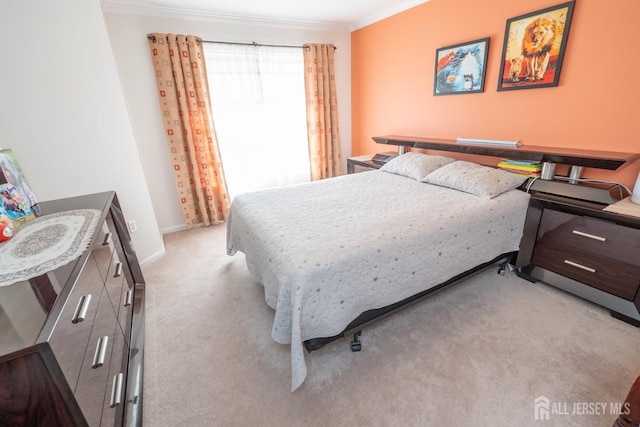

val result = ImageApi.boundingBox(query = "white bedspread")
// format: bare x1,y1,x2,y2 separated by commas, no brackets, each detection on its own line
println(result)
227,170,530,390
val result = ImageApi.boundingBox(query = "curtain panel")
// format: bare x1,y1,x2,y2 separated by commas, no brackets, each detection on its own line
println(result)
303,44,342,180
147,33,230,228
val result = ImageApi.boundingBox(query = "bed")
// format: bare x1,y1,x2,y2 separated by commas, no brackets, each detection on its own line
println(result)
227,153,531,390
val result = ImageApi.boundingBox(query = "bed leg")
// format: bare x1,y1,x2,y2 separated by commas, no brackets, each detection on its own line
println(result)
350,331,362,352
498,262,514,275
498,264,515,275
498,255,517,275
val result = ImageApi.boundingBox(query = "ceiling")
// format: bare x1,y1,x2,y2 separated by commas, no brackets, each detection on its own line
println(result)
102,0,429,30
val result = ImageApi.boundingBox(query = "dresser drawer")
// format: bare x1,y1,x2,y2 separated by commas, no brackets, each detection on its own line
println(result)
115,261,134,346
93,219,119,282
102,325,128,427
532,243,640,300
533,209,640,300
74,286,119,427
536,210,640,266
94,225,126,311
49,253,104,390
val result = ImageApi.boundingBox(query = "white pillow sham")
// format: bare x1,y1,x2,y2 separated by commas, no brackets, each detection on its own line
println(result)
379,152,455,181
421,160,527,198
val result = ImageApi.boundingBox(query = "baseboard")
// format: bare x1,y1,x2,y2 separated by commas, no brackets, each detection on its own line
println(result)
161,224,188,234
139,247,166,267
145,222,222,267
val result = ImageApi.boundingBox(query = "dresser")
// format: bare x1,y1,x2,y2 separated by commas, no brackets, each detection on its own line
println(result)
0,192,145,426
516,192,640,326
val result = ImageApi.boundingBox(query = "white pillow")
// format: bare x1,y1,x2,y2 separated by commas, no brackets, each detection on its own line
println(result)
380,152,455,181
421,160,527,198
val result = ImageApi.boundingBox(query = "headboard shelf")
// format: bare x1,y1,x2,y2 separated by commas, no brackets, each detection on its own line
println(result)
373,135,640,170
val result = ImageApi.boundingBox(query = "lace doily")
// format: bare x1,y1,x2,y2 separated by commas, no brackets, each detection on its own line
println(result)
0,209,102,287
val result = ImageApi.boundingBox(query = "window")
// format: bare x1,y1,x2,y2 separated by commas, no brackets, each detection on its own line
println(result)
203,43,310,199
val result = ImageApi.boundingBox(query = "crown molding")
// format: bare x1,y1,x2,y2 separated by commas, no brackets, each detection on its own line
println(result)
351,0,430,31
102,1,350,32
102,0,428,33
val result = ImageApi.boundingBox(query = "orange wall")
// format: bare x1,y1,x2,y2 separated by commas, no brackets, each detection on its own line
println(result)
352,0,640,189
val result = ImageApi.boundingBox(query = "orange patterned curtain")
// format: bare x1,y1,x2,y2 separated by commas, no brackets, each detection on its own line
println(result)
303,44,342,180
147,33,230,228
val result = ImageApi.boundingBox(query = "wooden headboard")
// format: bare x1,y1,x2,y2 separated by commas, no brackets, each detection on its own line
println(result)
373,135,639,170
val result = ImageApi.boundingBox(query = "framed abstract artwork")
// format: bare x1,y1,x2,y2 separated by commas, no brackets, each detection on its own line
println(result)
433,37,490,96
497,1,575,91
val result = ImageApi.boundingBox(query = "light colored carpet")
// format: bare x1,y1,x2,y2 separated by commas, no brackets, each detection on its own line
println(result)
141,224,640,427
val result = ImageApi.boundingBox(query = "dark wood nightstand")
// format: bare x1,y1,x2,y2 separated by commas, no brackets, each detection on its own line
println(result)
347,152,396,174
516,191,640,326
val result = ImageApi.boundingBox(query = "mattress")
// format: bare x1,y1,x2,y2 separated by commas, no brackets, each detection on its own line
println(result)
227,169,530,390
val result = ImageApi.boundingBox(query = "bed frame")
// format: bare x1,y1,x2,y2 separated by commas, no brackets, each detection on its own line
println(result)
304,251,517,353
302,136,639,354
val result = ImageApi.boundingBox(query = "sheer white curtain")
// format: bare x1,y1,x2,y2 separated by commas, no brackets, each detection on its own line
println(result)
203,43,310,199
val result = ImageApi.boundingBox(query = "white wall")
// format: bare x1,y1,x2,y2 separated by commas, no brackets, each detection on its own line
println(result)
0,1,164,265
102,10,352,233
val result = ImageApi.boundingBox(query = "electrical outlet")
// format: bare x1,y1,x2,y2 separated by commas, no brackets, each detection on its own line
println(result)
128,220,138,233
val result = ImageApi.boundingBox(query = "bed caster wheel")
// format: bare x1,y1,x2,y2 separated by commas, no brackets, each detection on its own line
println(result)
498,262,514,275
350,331,362,352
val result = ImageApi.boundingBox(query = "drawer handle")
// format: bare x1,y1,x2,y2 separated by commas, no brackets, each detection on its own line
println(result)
110,373,124,408
102,232,112,246
564,259,596,274
124,289,133,307
92,336,109,368
572,230,606,242
114,262,123,278
71,294,92,324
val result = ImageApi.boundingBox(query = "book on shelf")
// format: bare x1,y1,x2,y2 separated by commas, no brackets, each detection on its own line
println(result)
498,168,541,177
499,158,541,166
498,163,542,172
497,159,542,171
498,158,542,177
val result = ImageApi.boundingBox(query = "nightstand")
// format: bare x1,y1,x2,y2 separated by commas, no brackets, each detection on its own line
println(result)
347,152,396,174
516,192,640,326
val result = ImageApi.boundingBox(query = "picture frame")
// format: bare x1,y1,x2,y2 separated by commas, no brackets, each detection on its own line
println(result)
0,149,36,207
433,37,490,96
497,1,575,91
0,149,36,228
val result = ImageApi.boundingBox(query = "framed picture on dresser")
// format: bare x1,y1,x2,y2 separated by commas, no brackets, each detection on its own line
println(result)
0,149,36,227
0,149,36,206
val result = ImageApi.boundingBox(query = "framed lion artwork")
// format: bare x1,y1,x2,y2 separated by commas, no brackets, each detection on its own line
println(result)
497,1,575,91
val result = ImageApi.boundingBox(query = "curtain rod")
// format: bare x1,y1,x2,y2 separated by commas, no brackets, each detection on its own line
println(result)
203,40,304,49
204,40,336,50
146,34,336,50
